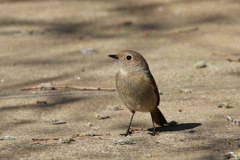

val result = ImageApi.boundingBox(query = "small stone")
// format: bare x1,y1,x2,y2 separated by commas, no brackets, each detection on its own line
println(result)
113,140,133,145
74,75,81,80
59,137,75,143
87,122,93,127
106,105,121,111
218,102,231,108
39,82,55,90
81,48,98,54
0,136,16,140
233,119,240,126
81,131,94,136
39,82,53,86
158,89,163,95
144,154,152,157
49,119,67,125
176,88,192,93
226,116,234,121
94,114,111,120
223,152,234,159
194,61,207,68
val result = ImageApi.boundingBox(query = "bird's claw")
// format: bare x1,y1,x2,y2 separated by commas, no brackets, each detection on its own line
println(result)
119,130,133,136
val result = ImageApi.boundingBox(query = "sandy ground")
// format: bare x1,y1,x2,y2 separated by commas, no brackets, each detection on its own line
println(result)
0,0,240,159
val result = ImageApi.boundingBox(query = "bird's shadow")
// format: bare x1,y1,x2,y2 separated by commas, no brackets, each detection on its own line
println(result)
148,122,202,132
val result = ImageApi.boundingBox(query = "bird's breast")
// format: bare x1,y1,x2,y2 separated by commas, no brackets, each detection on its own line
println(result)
116,71,157,112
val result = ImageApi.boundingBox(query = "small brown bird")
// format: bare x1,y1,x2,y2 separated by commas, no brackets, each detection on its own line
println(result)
109,50,167,136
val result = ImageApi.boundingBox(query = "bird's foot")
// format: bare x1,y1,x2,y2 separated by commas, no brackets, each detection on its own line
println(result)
119,130,133,136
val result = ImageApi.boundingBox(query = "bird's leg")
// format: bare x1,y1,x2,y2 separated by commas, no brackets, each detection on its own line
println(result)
148,113,158,136
120,112,135,136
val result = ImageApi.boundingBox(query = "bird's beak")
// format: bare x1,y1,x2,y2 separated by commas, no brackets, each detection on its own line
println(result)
108,54,119,60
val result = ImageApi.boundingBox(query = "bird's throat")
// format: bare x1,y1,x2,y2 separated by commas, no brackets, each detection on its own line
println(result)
119,68,128,76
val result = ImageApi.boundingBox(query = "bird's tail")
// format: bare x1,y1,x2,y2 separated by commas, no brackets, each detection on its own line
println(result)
151,107,167,126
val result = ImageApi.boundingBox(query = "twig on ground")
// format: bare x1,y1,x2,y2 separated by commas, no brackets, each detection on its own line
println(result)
32,134,80,141
21,86,116,91
212,52,240,56
93,133,110,136
130,127,143,131
32,133,110,141
72,135,111,140
176,27,199,34
227,58,240,62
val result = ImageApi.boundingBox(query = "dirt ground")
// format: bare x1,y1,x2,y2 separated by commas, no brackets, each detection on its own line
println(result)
0,0,240,159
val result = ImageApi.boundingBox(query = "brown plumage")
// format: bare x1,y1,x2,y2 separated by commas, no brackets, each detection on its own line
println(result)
108,50,167,136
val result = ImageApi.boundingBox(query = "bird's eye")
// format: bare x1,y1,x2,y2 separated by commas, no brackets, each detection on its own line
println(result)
126,55,132,60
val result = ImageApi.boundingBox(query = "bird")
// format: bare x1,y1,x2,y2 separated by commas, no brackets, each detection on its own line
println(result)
108,50,167,136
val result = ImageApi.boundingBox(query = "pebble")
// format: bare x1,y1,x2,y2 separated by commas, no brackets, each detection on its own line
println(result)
59,137,75,143
106,105,121,111
113,140,133,145
218,102,230,108
49,119,67,125
233,119,240,126
226,115,234,121
87,122,93,127
194,61,207,68
81,48,98,54
81,131,94,136
0,136,16,140
176,88,192,93
95,114,111,120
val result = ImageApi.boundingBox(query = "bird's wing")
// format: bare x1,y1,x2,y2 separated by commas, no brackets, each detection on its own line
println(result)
144,71,160,106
